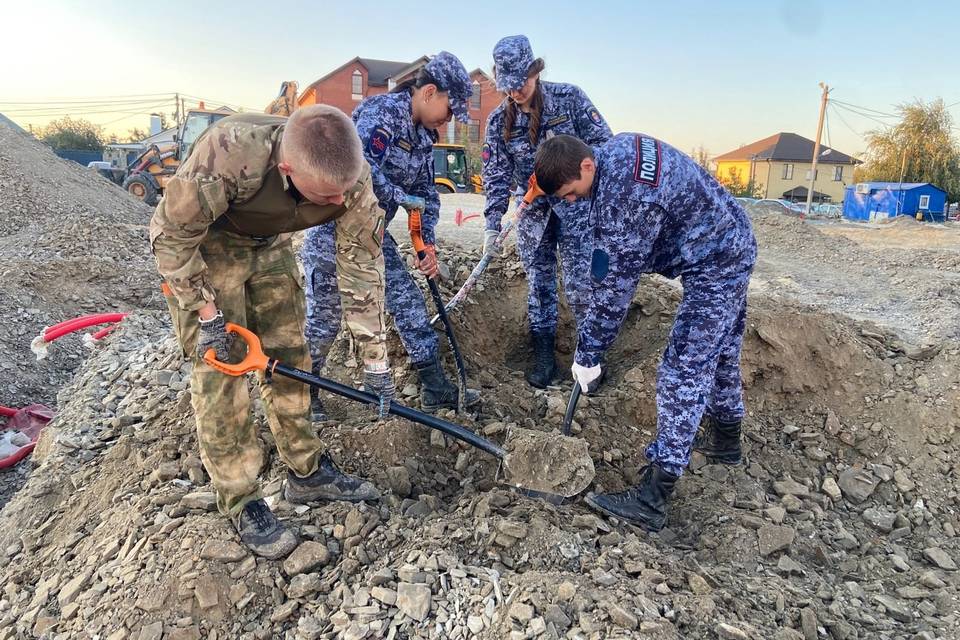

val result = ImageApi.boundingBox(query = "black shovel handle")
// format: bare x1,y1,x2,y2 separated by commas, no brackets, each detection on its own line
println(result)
273,362,502,458
203,323,504,459
561,384,581,436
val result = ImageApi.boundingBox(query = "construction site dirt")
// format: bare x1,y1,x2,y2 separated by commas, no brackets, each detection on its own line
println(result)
1,124,959,639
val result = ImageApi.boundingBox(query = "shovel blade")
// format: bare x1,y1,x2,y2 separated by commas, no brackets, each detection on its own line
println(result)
501,427,595,498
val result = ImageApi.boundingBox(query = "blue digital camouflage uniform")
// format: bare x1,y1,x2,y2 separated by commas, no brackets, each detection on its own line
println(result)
484,36,612,331
303,52,471,365
575,133,757,477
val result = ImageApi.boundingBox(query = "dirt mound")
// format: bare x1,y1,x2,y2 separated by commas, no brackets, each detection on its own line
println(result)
747,210,960,343
0,125,162,411
1,242,957,640
879,215,922,227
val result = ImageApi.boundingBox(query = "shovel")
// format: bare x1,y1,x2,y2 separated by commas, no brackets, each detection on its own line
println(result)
203,324,595,500
407,210,469,413
430,175,545,325
560,384,581,436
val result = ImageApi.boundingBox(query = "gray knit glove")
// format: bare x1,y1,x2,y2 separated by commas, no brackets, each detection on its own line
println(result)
197,311,234,361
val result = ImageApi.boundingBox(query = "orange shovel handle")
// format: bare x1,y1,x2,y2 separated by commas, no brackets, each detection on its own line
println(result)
202,322,273,376
407,209,428,256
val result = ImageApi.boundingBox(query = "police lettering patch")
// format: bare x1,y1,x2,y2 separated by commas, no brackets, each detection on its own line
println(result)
481,143,491,164
546,114,569,127
633,135,661,187
586,107,603,126
368,128,391,159
395,138,413,153
508,127,525,140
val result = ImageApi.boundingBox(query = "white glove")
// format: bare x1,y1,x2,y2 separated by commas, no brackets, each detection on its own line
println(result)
572,362,602,393
483,229,500,256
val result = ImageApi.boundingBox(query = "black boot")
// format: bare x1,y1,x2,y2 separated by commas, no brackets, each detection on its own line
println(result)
526,330,557,389
284,453,381,503
414,354,481,413
585,464,679,532
234,498,299,559
692,417,742,465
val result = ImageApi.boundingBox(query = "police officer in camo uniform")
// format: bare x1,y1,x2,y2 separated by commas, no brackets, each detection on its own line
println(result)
302,52,480,415
482,35,612,388
151,106,393,559
533,133,757,532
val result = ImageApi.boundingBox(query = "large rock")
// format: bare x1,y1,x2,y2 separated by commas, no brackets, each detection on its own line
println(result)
397,582,431,622
282,541,331,576
758,525,795,556
837,468,879,503
200,540,247,563
923,547,957,571
57,570,92,607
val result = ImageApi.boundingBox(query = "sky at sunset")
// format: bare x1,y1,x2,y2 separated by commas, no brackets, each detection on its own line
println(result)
3,0,957,158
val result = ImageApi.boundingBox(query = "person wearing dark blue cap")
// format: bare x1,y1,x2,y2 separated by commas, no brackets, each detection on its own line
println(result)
482,35,612,389
302,51,480,415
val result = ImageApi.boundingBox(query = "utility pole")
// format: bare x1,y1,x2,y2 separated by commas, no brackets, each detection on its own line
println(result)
174,93,180,128
896,147,909,215
803,82,831,220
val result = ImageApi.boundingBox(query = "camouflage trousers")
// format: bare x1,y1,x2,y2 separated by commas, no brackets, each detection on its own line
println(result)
645,262,754,477
517,198,593,334
304,223,438,365
164,229,322,516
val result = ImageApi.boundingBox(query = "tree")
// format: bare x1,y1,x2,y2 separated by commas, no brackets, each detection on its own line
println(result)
719,166,763,198
38,117,105,151
125,127,149,143
689,145,713,172
854,98,960,201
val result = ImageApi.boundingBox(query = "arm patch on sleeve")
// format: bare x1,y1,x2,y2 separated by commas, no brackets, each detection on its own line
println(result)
368,128,391,159
586,107,603,126
481,143,491,164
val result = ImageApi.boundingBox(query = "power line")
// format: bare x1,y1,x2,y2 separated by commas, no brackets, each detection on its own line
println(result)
831,99,898,118
2,102,174,118
0,93,174,104
824,105,832,149
830,103,866,138
0,101,176,116
832,102,892,129
0,97,174,109
180,94,258,112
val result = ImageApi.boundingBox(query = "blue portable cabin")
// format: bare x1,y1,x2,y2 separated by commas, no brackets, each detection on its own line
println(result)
843,182,948,222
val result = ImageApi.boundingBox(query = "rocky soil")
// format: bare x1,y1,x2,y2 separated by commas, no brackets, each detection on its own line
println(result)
0,131,958,639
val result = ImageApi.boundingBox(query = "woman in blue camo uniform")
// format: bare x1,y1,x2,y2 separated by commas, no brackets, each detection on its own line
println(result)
482,35,612,388
301,52,480,417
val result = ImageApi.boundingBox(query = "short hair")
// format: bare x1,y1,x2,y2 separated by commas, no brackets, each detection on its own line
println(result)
534,135,594,195
281,105,363,187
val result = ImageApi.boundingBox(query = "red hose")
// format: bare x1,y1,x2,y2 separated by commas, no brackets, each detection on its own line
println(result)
90,324,120,340
0,404,54,469
42,313,127,342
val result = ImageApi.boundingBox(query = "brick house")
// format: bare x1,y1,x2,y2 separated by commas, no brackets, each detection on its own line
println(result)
297,57,502,146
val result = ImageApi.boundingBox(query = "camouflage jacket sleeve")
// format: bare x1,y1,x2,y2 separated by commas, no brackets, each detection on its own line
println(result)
576,199,663,368
353,107,408,216
481,110,514,231
409,150,441,246
148,122,273,311
334,164,389,364
570,85,613,146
